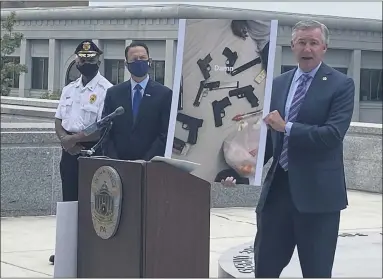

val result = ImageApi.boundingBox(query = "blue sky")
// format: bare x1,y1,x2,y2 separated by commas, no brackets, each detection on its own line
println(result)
90,1,382,20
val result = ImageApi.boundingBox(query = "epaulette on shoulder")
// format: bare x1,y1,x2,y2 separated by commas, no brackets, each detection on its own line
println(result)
98,77,113,89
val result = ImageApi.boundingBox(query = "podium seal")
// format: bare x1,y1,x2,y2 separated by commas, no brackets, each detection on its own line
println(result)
90,166,123,239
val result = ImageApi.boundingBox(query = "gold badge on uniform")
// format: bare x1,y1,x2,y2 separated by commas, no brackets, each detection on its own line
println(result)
83,41,91,51
89,94,97,104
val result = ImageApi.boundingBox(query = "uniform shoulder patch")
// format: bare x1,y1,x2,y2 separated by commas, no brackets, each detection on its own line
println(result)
99,76,114,89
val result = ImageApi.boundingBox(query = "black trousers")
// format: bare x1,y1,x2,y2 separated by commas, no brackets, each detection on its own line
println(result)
59,141,99,202
254,165,340,278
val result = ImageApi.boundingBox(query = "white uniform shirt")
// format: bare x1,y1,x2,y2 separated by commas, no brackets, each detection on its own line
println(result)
55,71,113,133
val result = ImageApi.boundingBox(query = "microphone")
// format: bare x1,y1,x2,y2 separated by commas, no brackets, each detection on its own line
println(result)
82,106,125,136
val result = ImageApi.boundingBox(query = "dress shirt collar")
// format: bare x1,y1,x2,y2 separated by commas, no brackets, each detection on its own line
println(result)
75,71,102,90
293,62,322,83
131,75,149,91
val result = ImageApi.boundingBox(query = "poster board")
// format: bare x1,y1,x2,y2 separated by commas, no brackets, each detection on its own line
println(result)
165,19,278,186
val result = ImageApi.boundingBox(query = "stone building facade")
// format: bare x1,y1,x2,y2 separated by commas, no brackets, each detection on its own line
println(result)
1,4,382,123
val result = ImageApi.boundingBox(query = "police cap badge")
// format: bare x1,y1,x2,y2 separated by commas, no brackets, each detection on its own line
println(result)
75,40,103,59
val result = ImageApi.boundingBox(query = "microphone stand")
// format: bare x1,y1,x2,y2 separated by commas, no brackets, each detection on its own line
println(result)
80,121,113,157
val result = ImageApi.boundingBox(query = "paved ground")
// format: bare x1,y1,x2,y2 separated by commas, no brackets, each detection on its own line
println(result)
1,114,53,123
1,190,382,278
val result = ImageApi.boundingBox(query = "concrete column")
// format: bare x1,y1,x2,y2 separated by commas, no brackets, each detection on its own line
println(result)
48,39,61,92
273,45,283,77
348,50,361,121
92,39,105,75
164,39,175,89
124,40,133,81
18,39,32,97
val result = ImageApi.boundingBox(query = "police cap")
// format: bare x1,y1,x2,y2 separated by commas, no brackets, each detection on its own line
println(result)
74,40,103,58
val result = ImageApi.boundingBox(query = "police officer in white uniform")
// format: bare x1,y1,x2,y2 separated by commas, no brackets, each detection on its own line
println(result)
50,40,112,264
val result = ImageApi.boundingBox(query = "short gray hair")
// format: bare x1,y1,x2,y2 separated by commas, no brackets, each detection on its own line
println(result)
292,20,330,45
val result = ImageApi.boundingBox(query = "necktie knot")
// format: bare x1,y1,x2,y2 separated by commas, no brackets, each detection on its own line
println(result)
134,84,142,91
301,74,312,83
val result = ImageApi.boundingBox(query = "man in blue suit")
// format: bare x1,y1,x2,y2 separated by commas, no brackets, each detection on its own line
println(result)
223,19,355,277
101,41,172,160
256,20,355,277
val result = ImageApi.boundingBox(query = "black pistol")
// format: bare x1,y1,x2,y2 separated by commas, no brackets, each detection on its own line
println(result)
193,80,239,107
222,47,238,73
212,96,232,127
228,85,259,108
176,112,204,144
197,53,212,80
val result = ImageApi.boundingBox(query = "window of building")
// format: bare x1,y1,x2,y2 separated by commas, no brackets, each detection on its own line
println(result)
281,65,296,73
360,68,383,101
148,60,165,85
3,56,20,88
105,59,125,85
31,57,48,90
65,60,81,86
334,67,348,75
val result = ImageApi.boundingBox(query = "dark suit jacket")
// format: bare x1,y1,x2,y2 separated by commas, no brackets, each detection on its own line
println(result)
101,78,172,161
257,63,355,214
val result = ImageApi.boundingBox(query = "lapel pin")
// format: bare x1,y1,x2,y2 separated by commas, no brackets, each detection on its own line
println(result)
145,93,151,97
322,77,327,81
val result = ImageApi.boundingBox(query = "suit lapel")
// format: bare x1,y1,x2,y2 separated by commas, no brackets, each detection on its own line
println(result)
118,80,134,128
132,79,154,130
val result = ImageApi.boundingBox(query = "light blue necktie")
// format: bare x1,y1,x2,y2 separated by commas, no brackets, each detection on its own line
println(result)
132,84,142,120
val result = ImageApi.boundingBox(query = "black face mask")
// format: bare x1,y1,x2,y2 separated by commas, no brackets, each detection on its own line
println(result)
76,63,99,77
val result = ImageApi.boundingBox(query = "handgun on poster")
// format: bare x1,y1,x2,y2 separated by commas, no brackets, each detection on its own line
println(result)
197,53,212,80
193,80,239,107
176,112,204,145
228,85,259,108
212,96,232,127
222,47,238,73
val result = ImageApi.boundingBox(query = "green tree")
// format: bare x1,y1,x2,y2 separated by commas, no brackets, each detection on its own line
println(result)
1,11,27,96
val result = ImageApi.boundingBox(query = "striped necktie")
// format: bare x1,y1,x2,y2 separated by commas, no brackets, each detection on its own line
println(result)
279,74,312,170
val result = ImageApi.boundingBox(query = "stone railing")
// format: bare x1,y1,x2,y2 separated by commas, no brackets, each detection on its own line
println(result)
1,96,58,119
1,98,382,216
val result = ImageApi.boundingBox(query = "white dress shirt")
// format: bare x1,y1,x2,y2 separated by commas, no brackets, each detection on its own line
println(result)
284,62,321,135
130,75,149,105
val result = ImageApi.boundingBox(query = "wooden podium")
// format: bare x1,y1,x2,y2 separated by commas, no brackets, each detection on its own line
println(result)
76,157,211,278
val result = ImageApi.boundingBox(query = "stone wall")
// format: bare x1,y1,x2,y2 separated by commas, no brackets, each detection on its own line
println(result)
1,120,381,217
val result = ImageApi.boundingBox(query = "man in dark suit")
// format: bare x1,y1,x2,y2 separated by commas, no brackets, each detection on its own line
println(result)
101,41,172,160
254,19,355,277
